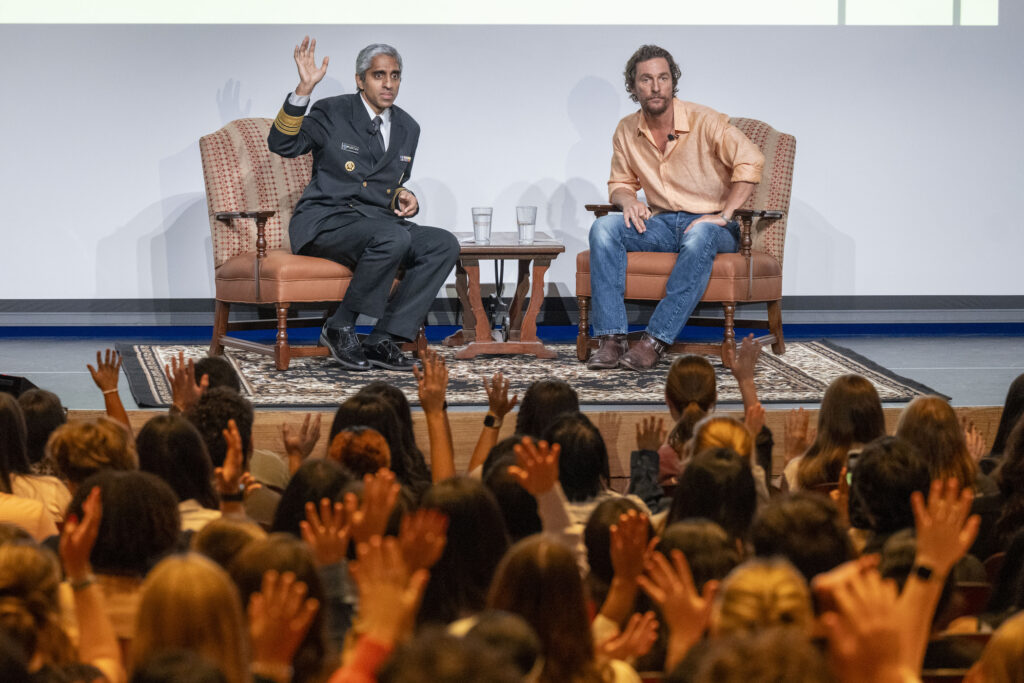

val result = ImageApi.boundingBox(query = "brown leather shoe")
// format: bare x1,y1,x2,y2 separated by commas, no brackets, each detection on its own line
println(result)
619,333,667,371
587,334,628,370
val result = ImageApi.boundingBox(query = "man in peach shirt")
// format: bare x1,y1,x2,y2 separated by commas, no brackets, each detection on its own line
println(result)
588,45,765,371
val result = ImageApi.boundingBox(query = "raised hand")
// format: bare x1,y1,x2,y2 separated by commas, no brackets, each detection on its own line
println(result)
349,535,430,645
730,333,762,383
911,478,980,577
294,36,329,97
638,549,716,670
398,508,448,573
598,610,659,662
412,349,448,415
345,469,400,545
784,407,813,463
281,412,323,472
483,371,518,423
248,570,320,683
962,419,986,464
508,436,561,496
60,486,102,582
87,349,122,393
830,466,851,528
165,350,207,414
215,419,246,497
300,497,350,567
635,416,666,452
610,510,651,583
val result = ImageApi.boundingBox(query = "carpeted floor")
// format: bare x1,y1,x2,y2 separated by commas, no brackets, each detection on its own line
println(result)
116,340,946,408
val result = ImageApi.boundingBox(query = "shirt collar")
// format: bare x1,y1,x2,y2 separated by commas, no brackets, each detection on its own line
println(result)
635,98,689,137
360,92,391,123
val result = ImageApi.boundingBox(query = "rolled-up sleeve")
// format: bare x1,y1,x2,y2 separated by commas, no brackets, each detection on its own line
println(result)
719,121,764,184
607,127,642,200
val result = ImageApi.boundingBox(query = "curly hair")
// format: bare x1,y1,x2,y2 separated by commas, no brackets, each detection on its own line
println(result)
624,45,681,103
46,417,137,485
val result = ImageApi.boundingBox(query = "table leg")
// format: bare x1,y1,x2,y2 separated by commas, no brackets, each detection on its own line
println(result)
442,261,474,347
507,259,531,342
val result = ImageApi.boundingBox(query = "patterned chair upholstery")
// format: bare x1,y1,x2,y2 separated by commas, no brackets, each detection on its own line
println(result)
200,118,354,371
575,118,796,366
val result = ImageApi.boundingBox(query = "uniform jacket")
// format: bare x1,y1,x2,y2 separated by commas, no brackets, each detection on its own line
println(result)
268,93,420,254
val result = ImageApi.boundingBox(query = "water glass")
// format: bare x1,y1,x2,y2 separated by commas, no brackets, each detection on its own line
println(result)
516,205,537,244
471,207,492,244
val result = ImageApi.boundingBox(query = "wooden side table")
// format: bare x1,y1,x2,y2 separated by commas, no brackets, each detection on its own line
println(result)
443,232,565,359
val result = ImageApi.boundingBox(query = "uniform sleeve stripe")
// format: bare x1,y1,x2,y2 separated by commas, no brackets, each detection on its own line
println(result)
273,108,303,135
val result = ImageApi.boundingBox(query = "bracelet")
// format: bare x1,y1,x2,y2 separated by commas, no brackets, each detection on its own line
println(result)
70,573,96,591
102,388,118,395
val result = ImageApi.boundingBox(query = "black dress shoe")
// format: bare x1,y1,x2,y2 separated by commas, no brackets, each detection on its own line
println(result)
320,324,370,371
363,338,417,371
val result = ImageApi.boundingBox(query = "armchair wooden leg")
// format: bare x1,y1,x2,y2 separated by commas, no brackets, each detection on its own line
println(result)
721,302,736,369
767,300,786,355
274,303,291,371
210,300,230,357
577,295,591,362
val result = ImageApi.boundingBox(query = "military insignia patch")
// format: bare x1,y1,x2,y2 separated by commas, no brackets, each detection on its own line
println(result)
400,155,412,163
345,161,356,172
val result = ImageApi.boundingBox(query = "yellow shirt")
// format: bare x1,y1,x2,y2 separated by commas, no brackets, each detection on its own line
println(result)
608,98,764,215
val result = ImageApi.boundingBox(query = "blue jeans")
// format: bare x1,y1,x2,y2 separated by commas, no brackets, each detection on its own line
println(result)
588,211,740,343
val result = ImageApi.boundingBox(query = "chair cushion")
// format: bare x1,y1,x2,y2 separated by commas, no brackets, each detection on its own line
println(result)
575,249,782,302
215,249,353,303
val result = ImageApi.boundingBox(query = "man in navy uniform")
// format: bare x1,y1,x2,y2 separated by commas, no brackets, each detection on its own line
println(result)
269,37,459,370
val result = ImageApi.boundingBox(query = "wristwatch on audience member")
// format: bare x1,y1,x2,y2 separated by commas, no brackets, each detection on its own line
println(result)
483,412,502,429
720,211,732,222
911,563,936,581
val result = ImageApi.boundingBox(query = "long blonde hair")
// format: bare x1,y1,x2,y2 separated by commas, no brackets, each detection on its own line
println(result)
691,416,754,460
711,558,813,638
131,553,250,683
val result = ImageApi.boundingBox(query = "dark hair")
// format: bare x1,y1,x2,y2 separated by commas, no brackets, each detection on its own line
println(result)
543,413,609,502
995,413,1024,545
797,374,885,489
896,396,976,489
330,394,426,492
191,518,266,571
130,650,228,683
377,628,521,683
0,631,30,683
193,357,241,393
515,380,579,440
356,382,426,467
185,387,253,469
464,610,543,678
136,415,219,510
751,492,854,582
481,436,522,481
0,394,31,492
483,458,542,543
67,471,181,576
624,45,681,103
418,477,510,625
487,534,600,683
228,535,328,683
659,520,740,591
849,436,931,534
667,448,757,541
664,354,717,417
270,459,351,536
992,373,1024,457
16,390,65,467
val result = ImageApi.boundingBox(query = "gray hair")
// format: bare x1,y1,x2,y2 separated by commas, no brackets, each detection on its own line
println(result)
355,44,403,80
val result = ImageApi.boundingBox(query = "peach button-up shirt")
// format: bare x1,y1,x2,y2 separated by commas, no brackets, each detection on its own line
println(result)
608,98,764,215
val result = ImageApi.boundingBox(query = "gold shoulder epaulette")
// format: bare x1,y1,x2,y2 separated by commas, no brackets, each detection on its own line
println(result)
273,108,303,135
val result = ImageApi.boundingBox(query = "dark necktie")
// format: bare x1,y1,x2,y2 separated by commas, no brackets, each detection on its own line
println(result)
369,115,386,158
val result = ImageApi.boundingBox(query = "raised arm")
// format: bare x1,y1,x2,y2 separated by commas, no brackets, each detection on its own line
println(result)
268,36,331,158
413,350,455,482
466,371,518,475
87,349,130,428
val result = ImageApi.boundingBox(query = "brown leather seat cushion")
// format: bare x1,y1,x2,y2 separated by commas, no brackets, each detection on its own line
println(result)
215,249,353,303
575,249,782,302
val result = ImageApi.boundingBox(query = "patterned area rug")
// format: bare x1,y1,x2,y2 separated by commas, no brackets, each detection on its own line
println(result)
116,340,945,408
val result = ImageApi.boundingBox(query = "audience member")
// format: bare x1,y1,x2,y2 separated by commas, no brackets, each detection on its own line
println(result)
994,413,1024,549
16,389,65,473
271,459,351,537
328,426,391,478
665,447,757,544
750,491,854,582
191,517,267,571
46,417,137,491
0,394,72,525
788,374,885,491
514,379,579,439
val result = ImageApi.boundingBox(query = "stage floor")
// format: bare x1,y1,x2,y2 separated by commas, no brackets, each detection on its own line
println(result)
1,331,1021,410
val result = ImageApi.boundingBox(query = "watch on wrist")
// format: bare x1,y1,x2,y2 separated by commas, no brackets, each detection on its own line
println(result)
912,564,935,581
483,413,502,428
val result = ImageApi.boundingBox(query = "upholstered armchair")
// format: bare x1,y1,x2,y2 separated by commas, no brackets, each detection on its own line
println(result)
200,118,423,371
575,118,796,367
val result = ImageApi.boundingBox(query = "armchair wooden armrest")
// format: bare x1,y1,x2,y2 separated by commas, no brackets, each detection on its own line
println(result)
584,204,618,217
215,211,277,259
